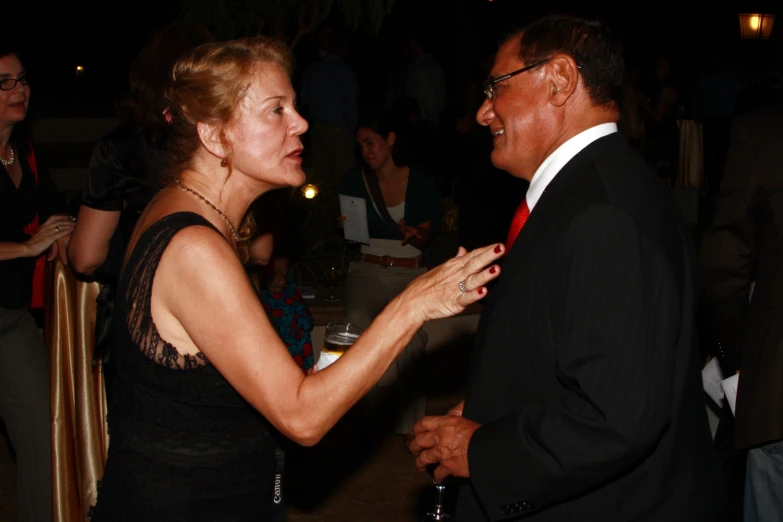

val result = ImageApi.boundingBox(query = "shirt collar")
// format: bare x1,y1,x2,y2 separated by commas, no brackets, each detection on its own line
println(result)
525,122,617,211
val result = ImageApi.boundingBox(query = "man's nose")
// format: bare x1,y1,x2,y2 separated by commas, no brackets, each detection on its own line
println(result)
476,98,493,126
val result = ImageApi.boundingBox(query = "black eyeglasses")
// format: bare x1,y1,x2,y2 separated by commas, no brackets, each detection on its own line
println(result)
483,58,552,101
0,76,29,91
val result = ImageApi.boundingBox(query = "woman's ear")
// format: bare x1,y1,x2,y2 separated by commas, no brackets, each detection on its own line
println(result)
197,121,229,160
386,131,396,147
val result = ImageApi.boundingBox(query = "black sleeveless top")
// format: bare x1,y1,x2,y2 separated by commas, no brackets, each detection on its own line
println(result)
91,212,285,521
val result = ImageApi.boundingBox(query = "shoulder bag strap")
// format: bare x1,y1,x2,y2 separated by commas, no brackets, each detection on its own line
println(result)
361,169,402,238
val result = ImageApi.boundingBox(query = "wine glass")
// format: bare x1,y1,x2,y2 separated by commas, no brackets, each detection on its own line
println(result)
423,464,457,521
324,260,344,302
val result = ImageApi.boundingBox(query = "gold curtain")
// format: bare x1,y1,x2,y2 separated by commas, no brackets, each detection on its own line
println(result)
676,119,704,189
45,259,109,522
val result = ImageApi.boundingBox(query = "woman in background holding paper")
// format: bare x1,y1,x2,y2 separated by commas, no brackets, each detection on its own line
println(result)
338,111,443,435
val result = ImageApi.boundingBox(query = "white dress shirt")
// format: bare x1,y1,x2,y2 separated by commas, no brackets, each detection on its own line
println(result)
525,123,618,211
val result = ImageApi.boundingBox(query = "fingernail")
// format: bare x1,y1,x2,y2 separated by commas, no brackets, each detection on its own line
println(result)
478,288,485,295
490,266,497,274
494,245,502,253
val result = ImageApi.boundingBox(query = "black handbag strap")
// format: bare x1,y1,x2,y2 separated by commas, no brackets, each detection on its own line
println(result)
361,169,403,239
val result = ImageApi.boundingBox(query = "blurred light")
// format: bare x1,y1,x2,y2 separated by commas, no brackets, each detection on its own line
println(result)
739,13,775,39
301,184,319,199
75,65,85,76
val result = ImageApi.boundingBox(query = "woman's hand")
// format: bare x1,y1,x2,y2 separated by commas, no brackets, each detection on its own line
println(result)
50,233,72,264
398,243,504,322
399,218,430,247
25,215,75,259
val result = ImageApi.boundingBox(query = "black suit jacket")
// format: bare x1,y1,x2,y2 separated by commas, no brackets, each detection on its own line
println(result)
457,133,726,521
700,100,783,450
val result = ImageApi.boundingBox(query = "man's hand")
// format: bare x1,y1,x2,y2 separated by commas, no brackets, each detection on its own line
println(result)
408,404,479,483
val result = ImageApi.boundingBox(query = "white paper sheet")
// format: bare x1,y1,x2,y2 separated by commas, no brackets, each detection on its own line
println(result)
339,194,370,245
721,373,740,416
702,356,725,407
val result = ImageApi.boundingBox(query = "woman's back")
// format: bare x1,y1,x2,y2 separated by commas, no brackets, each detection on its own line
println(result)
91,212,284,522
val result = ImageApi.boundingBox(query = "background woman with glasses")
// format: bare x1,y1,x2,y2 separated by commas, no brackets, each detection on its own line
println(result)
0,40,74,522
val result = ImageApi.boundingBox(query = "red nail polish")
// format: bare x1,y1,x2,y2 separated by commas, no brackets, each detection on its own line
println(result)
490,266,497,274
494,245,502,253
478,288,485,295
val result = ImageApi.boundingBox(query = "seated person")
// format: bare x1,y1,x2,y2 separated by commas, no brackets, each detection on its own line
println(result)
240,192,315,374
339,111,444,435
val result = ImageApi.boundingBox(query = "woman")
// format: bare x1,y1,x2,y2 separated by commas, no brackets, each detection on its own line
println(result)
68,23,214,374
0,44,74,522
240,194,316,374
338,112,444,435
90,36,502,521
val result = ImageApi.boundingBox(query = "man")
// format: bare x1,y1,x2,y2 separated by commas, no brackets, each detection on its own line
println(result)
700,83,783,522
299,26,358,187
409,16,726,521
403,28,445,128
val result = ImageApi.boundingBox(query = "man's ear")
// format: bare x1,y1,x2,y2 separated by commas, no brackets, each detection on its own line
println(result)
548,55,580,107
197,121,229,160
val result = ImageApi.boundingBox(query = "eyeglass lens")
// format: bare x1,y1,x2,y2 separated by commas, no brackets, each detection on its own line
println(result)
0,77,29,90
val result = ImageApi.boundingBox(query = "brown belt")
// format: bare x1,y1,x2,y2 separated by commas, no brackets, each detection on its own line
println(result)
361,254,424,268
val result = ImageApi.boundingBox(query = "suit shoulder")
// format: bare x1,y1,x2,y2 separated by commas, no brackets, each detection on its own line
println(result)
734,100,783,124
731,102,783,149
595,151,675,214
563,149,687,249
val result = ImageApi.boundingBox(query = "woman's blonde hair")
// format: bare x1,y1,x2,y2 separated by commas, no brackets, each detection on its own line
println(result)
162,35,294,183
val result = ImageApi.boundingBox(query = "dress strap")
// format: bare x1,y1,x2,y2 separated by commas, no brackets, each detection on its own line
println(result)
116,212,221,369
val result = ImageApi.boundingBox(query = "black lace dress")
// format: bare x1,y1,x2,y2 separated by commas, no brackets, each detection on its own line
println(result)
91,212,285,522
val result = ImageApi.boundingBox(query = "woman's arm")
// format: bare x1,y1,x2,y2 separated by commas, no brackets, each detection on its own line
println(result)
0,242,34,261
154,227,503,446
68,206,121,275
0,215,75,262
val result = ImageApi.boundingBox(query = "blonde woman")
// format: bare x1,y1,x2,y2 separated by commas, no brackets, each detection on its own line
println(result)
90,36,503,520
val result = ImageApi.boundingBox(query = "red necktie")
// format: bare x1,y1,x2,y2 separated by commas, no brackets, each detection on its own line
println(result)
506,199,530,249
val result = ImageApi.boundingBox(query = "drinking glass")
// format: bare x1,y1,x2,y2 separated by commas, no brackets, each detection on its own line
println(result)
317,321,363,370
423,464,457,521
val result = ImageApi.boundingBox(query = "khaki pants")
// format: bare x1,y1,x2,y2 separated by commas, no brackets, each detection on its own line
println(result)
343,261,427,435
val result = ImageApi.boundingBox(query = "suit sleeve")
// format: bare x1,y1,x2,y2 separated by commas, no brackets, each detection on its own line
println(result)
469,204,681,517
698,120,756,374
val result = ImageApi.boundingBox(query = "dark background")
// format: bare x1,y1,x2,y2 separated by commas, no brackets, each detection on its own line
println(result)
7,0,782,117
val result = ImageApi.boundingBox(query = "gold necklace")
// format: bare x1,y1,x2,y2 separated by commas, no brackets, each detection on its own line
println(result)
175,180,240,242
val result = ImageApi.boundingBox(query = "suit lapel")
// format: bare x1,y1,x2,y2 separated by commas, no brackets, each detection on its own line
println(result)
504,132,629,265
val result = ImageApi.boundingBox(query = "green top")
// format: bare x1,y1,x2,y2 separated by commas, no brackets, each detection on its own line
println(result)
339,165,444,241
